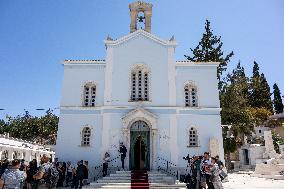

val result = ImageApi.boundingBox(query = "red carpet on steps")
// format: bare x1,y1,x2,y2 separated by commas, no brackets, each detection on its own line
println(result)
131,170,149,188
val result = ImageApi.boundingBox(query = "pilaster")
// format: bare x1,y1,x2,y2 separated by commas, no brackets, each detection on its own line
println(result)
170,114,178,164
168,47,176,106
104,47,114,105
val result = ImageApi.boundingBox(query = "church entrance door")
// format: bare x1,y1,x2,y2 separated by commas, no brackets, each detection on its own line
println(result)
130,121,150,170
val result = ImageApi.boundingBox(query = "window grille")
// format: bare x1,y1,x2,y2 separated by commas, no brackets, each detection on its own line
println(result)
81,127,91,146
131,67,149,101
185,84,198,107
83,84,96,107
189,127,198,147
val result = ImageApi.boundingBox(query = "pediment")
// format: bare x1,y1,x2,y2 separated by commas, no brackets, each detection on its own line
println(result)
104,29,177,47
121,107,158,129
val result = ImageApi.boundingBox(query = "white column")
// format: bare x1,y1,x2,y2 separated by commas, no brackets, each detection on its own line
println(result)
29,150,32,161
9,150,13,160
170,114,178,165
104,47,114,105
167,47,176,106
20,151,24,160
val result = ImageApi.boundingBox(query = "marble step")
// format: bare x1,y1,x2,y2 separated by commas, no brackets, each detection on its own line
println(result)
109,173,168,177
116,171,132,174
87,183,186,189
106,174,170,179
96,179,174,183
99,176,175,180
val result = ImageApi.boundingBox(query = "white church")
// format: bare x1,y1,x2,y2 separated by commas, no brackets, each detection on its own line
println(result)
56,1,224,171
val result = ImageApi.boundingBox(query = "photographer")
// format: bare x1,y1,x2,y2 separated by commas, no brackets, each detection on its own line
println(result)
182,154,192,185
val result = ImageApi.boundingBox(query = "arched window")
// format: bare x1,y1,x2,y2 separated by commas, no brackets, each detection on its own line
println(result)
131,66,149,101
189,127,198,147
184,83,198,107
81,127,91,146
13,151,19,159
1,150,8,159
83,83,96,107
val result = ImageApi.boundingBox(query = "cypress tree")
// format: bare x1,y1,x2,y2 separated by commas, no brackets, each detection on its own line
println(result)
249,61,273,113
252,61,260,77
220,62,259,139
250,61,262,107
260,73,273,113
221,62,250,127
184,20,234,89
273,83,283,114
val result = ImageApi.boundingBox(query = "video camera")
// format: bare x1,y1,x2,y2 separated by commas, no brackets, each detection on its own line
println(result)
182,154,191,164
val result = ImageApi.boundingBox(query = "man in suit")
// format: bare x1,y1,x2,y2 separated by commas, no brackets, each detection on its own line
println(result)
118,142,127,170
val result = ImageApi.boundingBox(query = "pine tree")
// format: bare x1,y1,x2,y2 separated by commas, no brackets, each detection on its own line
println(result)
184,20,234,89
249,61,273,113
273,83,283,114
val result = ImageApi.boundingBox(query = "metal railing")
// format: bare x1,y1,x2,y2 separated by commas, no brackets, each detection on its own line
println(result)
93,155,121,181
156,156,179,179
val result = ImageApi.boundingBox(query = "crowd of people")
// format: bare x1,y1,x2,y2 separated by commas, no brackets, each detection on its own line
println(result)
182,152,227,189
0,155,89,189
0,149,226,189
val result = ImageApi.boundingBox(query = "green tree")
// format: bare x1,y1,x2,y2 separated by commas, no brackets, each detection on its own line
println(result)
273,83,283,114
0,119,8,134
272,131,284,153
249,61,273,113
184,20,234,89
221,62,253,138
36,109,59,145
5,111,38,140
0,110,59,145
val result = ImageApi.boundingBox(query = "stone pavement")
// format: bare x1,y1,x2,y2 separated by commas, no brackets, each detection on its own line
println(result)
59,172,284,189
223,173,284,189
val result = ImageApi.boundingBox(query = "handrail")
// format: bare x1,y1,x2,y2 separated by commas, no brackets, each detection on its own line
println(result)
157,156,178,167
93,155,120,181
156,156,179,180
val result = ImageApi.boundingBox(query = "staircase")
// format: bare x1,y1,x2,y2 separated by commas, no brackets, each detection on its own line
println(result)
85,170,187,188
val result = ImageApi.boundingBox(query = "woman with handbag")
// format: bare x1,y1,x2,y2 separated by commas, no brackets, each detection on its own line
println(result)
209,157,223,189
0,159,26,189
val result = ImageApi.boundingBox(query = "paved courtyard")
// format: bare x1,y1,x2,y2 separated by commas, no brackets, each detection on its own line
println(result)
223,173,284,189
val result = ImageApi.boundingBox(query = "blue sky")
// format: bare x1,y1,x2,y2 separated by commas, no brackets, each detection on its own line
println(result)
0,0,284,118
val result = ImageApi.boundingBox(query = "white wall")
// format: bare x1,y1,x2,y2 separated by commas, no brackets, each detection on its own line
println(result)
176,66,220,108
56,113,103,165
61,65,105,107
107,35,171,106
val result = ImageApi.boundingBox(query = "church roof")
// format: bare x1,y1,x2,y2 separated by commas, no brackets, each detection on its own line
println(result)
269,112,284,120
176,61,220,66
62,59,106,65
104,29,177,47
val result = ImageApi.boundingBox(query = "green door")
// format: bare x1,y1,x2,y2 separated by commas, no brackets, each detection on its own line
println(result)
130,121,150,170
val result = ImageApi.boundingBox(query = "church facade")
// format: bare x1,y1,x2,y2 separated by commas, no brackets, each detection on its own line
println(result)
56,1,224,170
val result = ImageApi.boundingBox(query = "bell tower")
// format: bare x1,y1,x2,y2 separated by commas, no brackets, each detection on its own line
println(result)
129,1,153,33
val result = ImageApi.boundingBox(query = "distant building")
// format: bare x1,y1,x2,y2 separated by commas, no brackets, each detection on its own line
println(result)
0,134,55,163
268,113,284,138
253,126,269,138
